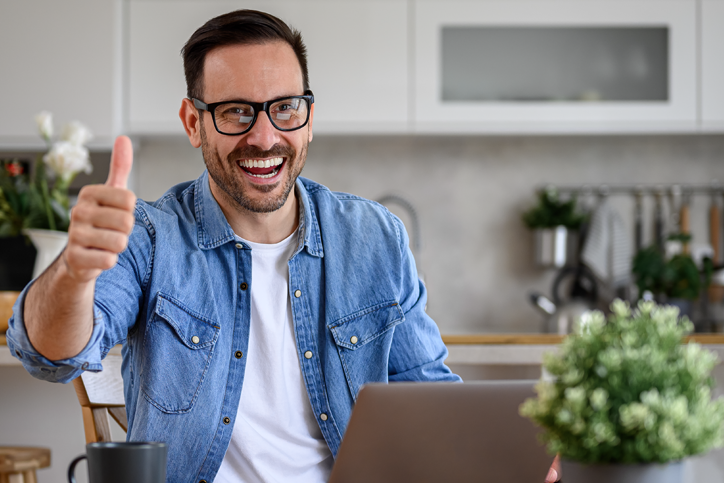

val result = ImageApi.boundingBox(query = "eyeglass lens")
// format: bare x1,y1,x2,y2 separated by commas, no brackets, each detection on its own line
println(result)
214,98,309,134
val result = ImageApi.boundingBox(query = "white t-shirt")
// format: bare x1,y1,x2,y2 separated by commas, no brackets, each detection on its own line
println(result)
214,229,333,483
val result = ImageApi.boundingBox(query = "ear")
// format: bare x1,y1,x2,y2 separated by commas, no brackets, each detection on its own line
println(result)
307,103,314,143
179,98,202,148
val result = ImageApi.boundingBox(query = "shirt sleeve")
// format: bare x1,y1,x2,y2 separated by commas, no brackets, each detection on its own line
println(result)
386,215,462,383
5,210,153,384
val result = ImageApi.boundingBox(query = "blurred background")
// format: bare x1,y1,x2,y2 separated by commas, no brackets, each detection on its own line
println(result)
1,1,724,481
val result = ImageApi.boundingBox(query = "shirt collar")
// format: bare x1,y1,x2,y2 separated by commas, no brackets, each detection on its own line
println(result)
194,171,323,258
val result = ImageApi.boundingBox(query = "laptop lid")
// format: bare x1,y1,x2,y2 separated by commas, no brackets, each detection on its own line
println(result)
329,380,552,483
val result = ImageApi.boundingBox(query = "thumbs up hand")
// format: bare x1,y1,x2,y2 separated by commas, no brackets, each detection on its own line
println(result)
62,136,138,283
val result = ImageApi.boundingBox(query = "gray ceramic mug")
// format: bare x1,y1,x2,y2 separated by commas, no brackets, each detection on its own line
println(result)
67,442,168,483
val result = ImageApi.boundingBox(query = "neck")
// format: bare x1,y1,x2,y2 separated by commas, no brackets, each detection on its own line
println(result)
210,181,299,244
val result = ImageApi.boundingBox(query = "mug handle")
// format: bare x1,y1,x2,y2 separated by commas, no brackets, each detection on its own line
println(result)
67,454,87,483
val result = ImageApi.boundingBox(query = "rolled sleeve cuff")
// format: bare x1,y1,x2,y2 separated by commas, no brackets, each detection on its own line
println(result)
5,283,106,383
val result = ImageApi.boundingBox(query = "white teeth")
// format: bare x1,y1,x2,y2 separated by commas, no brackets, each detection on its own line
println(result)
237,157,284,169
248,167,280,179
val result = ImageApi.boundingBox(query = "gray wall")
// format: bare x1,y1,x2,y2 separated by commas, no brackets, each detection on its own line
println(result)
133,134,724,334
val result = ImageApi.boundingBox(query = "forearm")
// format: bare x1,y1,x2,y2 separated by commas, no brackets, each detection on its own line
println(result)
24,251,97,361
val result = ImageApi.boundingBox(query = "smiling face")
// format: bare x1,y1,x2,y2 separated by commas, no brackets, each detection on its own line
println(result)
185,41,313,214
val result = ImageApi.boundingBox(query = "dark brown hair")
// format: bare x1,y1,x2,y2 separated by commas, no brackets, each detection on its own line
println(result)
181,9,309,100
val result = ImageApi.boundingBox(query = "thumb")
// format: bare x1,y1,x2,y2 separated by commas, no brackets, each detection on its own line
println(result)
106,135,133,189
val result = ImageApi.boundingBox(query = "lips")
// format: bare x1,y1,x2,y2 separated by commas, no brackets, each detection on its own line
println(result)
237,157,285,179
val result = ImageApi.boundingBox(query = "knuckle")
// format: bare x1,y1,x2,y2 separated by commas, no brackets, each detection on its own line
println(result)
71,204,93,222
122,214,135,233
101,253,118,270
111,235,128,253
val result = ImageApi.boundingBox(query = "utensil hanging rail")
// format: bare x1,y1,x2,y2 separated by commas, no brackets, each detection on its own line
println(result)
539,183,722,196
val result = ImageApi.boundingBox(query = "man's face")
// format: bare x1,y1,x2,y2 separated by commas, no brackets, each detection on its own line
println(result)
197,42,312,214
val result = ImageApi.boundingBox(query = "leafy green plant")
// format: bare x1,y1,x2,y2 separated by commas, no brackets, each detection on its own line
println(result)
631,236,712,301
522,187,587,229
520,300,724,464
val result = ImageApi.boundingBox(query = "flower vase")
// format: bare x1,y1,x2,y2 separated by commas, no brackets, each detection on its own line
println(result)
561,459,684,483
24,229,68,279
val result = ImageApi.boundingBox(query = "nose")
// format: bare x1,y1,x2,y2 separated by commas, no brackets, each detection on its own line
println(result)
244,110,281,151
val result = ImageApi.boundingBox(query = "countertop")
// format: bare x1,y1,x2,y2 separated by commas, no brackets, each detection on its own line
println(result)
3,332,724,366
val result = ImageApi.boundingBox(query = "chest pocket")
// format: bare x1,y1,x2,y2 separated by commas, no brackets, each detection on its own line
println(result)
141,293,220,413
329,301,404,399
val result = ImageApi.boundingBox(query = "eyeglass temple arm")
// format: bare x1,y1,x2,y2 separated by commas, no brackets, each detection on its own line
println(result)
192,98,208,111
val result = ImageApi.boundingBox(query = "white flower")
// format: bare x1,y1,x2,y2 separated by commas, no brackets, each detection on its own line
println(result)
61,121,93,146
590,388,609,410
637,299,656,315
610,299,631,318
577,310,605,336
43,141,93,180
35,111,53,141
565,386,587,408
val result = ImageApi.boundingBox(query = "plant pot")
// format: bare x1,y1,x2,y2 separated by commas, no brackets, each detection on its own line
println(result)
0,236,37,291
561,459,684,483
534,227,579,268
23,229,68,279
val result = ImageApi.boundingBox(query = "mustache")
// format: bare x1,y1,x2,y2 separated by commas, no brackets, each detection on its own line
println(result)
228,144,295,161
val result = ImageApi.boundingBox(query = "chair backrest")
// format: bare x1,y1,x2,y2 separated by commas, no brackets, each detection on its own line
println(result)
72,353,128,443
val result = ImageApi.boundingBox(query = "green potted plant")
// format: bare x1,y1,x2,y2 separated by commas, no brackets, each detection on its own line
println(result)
522,187,587,268
631,234,714,318
0,111,93,282
520,299,724,482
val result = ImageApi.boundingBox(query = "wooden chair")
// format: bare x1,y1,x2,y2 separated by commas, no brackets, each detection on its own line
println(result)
0,447,51,483
72,353,128,443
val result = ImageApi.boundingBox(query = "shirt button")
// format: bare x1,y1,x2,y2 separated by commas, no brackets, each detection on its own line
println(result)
240,282,248,291
235,243,243,249
294,289,302,298
223,417,231,425
235,351,243,359
320,413,328,421
304,351,313,359
191,336,200,344
350,336,358,344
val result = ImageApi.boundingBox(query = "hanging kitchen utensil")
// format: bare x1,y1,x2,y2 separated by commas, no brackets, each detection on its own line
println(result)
634,187,644,252
654,187,666,251
679,187,691,254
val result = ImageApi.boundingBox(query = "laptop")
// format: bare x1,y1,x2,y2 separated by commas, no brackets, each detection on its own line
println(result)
328,380,553,483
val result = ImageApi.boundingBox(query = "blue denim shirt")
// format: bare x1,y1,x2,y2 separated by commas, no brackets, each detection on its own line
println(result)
7,172,460,483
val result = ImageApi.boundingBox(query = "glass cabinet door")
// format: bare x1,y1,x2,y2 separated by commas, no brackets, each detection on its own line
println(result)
414,0,697,133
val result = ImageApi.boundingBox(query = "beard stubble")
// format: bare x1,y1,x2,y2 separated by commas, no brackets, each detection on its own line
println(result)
200,118,308,214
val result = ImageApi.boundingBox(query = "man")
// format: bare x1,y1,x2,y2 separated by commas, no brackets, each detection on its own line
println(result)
6,9,461,483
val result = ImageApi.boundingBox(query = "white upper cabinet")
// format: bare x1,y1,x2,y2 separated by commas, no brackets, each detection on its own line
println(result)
414,0,698,134
701,0,724,130
0,0,121,149
127,0,409,135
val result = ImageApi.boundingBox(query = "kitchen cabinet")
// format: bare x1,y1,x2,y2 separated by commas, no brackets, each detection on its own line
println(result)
413,0,699,134
701,0,724,130
127,0,409,135
0,0,122,150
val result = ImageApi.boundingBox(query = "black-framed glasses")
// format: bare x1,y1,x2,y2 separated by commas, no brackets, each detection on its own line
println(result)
192,91,314,136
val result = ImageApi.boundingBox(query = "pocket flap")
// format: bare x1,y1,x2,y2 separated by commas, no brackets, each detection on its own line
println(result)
329,301,404,350
154,294,219,349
